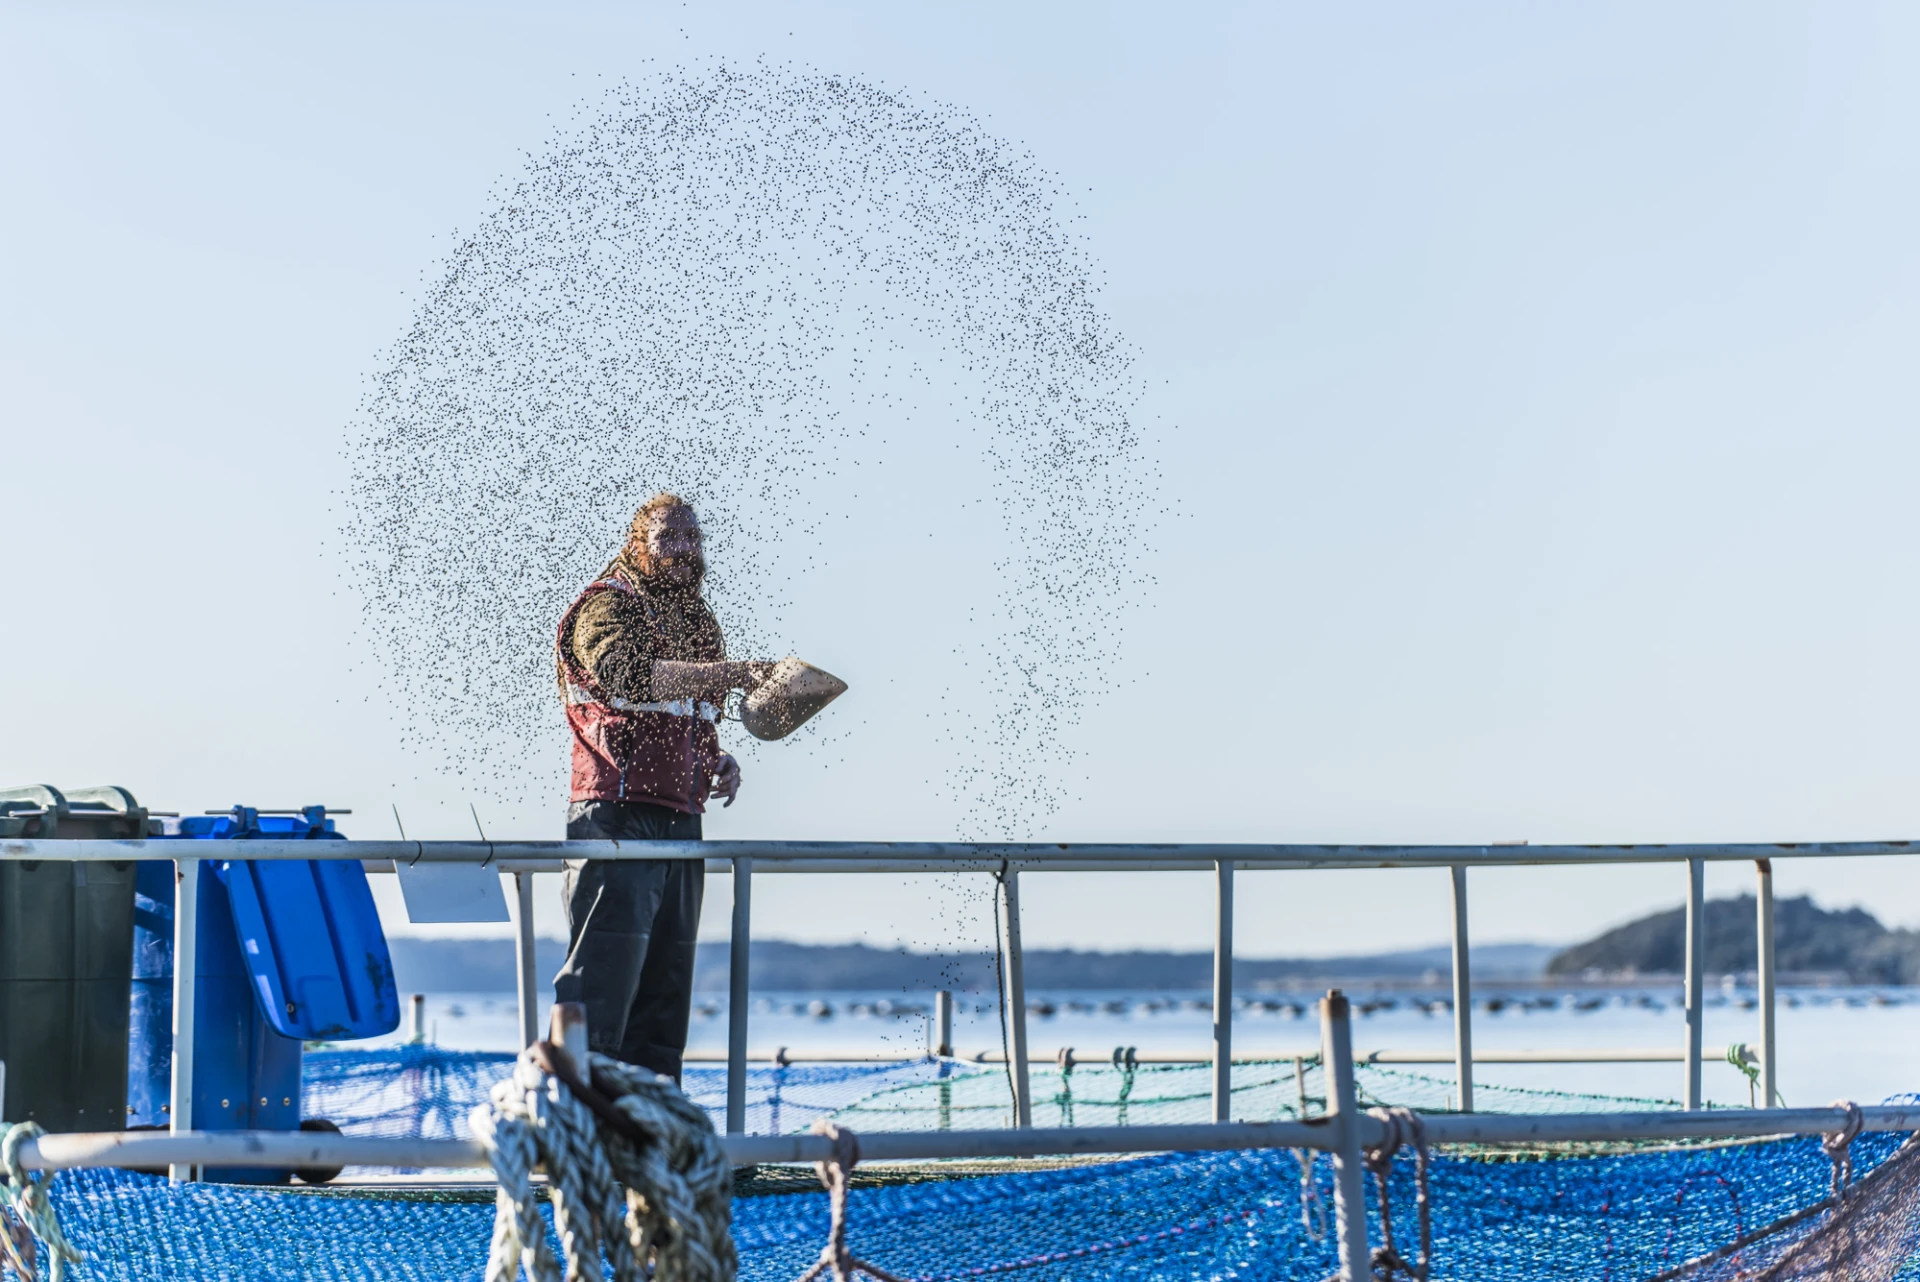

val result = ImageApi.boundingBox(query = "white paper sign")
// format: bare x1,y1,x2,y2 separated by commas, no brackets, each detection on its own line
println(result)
394,861,511,924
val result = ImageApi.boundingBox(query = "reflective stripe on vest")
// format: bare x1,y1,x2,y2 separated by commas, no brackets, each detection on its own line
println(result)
564,683,719,722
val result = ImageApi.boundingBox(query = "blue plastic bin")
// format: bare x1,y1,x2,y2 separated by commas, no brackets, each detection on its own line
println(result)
130,805,400,1183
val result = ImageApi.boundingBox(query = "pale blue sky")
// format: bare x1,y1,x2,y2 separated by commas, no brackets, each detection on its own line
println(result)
5,2,1919,957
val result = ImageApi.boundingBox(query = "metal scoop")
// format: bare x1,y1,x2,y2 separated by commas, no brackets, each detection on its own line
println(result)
740,657,848,741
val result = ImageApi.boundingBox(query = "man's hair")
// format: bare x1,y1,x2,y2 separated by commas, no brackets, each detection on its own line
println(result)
626,492,703,581
629,491,694,540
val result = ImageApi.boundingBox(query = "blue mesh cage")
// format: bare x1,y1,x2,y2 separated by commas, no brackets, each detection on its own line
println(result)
22,1049,1920,1279
35,1127,1918,1281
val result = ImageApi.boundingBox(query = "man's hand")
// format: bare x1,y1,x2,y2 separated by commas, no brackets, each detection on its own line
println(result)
711,754,743,808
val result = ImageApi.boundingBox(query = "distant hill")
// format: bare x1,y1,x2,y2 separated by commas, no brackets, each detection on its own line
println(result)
1546,894,1917,982
384,936,1554,994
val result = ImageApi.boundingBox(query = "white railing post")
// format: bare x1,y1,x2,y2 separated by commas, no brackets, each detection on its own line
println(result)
727,856,752,1135
1450,864,1474,1113
1320,989,1372,1280
999,869,1033,1128
933,990,954,1057
935,988,955,1132
1212,859,1235,1122
1756,858,1777,1107
552,1001,589,1064
169,857,200,1183
513,872,538,1049
1685,856,1705,1110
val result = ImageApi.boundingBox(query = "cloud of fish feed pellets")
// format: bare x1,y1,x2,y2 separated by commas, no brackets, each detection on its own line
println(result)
343,62,1156,838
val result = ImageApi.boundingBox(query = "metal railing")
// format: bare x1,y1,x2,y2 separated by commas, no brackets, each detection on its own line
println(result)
683,1044,1754,1065
2,836,1911,1145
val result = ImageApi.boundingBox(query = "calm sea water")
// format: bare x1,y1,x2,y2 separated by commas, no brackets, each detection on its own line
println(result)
383,984,1920,1110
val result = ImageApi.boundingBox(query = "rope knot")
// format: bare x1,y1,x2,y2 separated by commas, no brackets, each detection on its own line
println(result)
0,1122,83,1282
794,1122,902,1282
1362,1107,1431,1282
1823,1099,1865,1196
471,1042,734,1282
1363,1106,1422,1175
810,1119,860,1190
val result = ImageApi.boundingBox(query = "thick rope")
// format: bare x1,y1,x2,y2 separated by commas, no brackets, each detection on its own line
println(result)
1821,1099,1864,1198
793,1122,905,1282
1812,1099,1868,1273
0,1122,83,1282
470,1043,735,1282
1362,1106,1431,1282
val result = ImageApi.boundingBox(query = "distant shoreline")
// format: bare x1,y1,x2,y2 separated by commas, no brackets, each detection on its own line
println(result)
387,891,1918,993
385,937,1557,994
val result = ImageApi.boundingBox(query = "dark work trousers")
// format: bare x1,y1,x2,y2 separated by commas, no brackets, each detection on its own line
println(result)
553,799,704,1080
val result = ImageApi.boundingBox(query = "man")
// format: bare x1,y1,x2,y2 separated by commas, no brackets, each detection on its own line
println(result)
552,492,769,1078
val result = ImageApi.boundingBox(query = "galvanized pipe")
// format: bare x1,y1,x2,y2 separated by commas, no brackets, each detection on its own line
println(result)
513,873,538,1049
1449,865,1473,1113
1367,1046,1700,1065
683,1048,943,1064
14,1119,1327,1174
13,837,1920,870
1416,1104,1920,1146
31,1130,490,1173
20,1102,1920,1174
1756,859,1778,1107
1685,857,1705,1110
999,869,1033,1128
934,991,954,1057
1211,859,1234,1123
676,1044,1739,1066
1321,991,1372,1281
168,857,199,1184
726,857,752,1134
732,1118,1336,1163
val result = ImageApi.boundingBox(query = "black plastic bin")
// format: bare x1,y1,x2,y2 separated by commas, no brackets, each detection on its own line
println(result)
0,785,150,1130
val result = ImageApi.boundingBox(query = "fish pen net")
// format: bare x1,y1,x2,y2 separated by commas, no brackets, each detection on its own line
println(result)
303,1047,965,1143
1650,1131,1920,1282
21,1128,1920,1280
301,1046,1692,1143
9,1048,1917,1280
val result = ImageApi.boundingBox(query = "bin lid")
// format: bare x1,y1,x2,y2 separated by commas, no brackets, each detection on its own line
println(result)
0,784,151,838
217,858,402,1041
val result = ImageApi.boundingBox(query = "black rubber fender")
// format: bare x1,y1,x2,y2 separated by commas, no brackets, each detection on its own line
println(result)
292,1117,344,1185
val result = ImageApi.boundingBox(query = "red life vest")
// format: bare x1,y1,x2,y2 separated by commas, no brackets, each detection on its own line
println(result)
555,578,722,811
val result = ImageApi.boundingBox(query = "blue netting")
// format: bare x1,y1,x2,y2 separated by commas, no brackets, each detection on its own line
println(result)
303,1047,516,1139
730,1134,1919,1281
301,1047,1686,1142
33,1131,1919,1280
302,1047,961,1139
17,1049,1908,1278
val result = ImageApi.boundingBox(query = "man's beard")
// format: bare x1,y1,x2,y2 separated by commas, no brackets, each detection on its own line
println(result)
641,554,705,593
